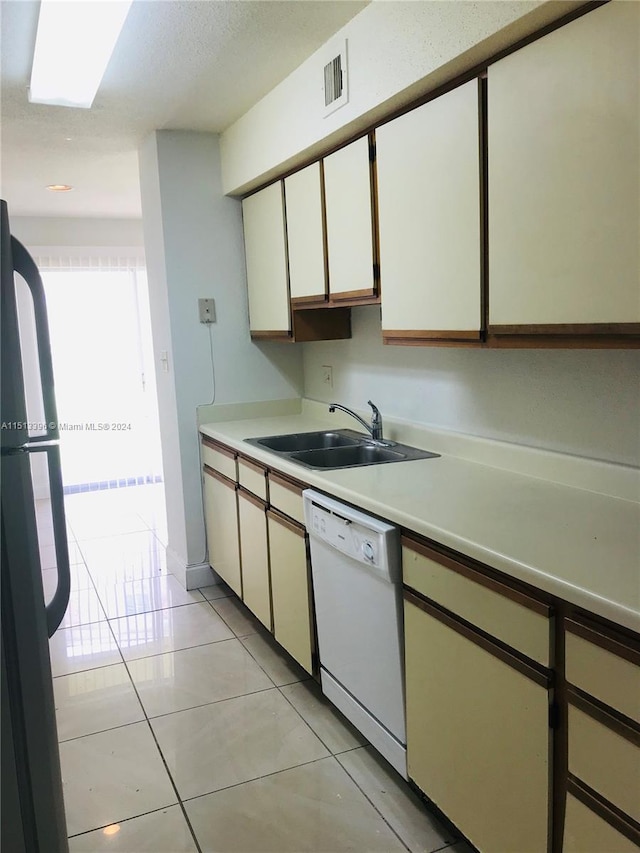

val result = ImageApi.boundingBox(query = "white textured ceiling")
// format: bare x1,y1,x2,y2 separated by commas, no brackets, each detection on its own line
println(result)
0,0,367,218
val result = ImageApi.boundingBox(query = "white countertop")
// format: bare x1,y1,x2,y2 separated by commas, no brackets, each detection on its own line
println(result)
200,403,640,635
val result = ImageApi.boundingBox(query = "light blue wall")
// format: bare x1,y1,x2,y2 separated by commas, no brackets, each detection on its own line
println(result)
139,130,303,576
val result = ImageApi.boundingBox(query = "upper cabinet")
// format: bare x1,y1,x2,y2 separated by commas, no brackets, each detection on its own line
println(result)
240,3,638,348
284,162,327,305
377,79,482,344
488,1,640,340
242,182,290,340
323,135,378,302
242,178,350,343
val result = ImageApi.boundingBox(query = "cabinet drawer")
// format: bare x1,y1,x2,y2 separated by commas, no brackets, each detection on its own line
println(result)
568,702,640,824
565,620,640,723
268,472,305,525
564,793,639,853
201,439,236,481
238,457,267,501
402,539,550,666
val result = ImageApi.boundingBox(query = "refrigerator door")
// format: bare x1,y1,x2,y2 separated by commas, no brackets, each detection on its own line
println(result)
1,199,69,851
5,218,71,635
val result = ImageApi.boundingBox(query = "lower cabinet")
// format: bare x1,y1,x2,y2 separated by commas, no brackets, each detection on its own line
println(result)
203,465,242,597
237,487,271,630
564,791,640,853
404,591,550,853
267,508,313,674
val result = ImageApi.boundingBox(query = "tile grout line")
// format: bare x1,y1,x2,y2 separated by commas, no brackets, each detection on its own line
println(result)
334,756,414,853
56,498,206,850
117,653,204,853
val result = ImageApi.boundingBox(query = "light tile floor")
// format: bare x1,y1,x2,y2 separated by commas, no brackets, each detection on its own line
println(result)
43,484,471,852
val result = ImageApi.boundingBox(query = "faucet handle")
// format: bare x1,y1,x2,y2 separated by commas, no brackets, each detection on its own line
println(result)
367,400,383,440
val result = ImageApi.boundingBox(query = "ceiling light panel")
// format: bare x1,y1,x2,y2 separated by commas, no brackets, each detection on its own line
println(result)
29,0,133,109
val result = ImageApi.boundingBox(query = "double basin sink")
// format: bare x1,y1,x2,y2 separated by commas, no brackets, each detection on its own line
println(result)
244,429,439,471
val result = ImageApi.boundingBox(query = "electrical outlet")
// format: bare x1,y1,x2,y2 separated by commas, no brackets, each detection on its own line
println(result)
322,365,333,388
199,298,216,324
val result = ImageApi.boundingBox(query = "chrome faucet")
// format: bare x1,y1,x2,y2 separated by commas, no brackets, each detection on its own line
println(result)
329,400,385,443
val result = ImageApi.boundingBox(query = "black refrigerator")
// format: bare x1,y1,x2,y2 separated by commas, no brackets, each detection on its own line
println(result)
1,199,70,851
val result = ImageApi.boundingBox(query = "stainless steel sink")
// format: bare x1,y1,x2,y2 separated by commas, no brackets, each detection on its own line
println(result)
290,444,406,468
244,429,439,470
252,431,360,453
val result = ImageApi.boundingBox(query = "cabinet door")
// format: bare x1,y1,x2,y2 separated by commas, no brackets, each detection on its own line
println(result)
268,510,313,674
377,80,481,343
404,594,550,852
242,182,291,338
237,489,271,630
203,468,241,596
488,2,640,332
564,793,640,853
323,136,376,300
285,163,327,304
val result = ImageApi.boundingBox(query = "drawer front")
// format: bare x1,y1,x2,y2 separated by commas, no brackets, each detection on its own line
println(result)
568,704,640,823
564,793,639,853
402,542,550,666
202,440,236,481
268,474,305,525
566,626,640,723
238,458,267,501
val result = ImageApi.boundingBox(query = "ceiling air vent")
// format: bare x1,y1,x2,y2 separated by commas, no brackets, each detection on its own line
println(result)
322,40,348,117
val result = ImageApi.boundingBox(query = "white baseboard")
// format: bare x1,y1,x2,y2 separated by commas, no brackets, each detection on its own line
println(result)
185,562,222,591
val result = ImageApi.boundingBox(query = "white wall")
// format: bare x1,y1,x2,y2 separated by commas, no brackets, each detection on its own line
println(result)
221,0,582,194
139,130,303,584
10,216,144,248
304,307,640,467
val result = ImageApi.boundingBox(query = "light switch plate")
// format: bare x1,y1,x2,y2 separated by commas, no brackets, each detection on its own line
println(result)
199,298,216,324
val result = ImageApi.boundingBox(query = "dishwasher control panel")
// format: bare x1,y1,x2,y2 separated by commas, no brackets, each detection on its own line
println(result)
303,490,401,582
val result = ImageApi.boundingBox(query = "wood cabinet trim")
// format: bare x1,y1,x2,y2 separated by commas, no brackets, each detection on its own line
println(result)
478,75,489,336
237,486,267,512
250,330,294,342
237,455,268,477
369,131,381,297
268,469,306,495
486,334,640,350
267,507,306,538
489,323,640,337
567,774,640,846
291,295,327,307
383,330,482,343
566,618,640,666
568,686,640,745
402,533,551,616
203,463,236,490
202,436,236,459
329,287,377,303
403,587,551,688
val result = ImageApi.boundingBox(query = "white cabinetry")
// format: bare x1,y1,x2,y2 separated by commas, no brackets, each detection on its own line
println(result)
242,182,290,339
284,163,326,303
377,80,482,343
323,136,377,300
488,1,640,335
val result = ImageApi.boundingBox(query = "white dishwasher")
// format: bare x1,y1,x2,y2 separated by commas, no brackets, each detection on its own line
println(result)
303,489,407,777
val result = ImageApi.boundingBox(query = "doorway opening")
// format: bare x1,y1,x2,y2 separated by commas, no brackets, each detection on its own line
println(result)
40,264,163,494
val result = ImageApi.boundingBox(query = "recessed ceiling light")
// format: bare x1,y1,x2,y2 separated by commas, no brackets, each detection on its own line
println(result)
46,184,73,192
29,0,132,109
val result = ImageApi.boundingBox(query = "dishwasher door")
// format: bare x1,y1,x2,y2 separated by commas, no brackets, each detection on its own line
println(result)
304,490,407,776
